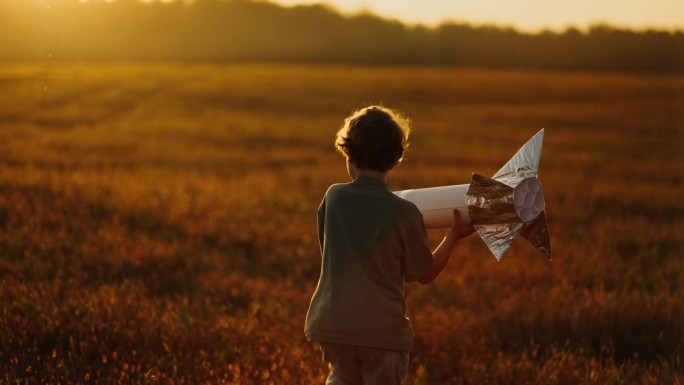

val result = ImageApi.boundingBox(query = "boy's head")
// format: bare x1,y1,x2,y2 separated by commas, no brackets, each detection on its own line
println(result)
335,106,411,172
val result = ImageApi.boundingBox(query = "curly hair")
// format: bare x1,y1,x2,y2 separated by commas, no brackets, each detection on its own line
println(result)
335,106,411,172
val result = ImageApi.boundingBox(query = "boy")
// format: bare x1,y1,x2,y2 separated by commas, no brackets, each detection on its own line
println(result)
304,106,474,385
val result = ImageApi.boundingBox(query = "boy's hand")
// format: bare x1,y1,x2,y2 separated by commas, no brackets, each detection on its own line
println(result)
450,209,475,239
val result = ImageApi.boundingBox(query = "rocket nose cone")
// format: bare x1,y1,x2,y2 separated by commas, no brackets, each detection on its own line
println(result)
513,178,545,223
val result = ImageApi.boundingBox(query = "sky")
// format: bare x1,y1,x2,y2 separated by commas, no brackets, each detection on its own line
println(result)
271,0,684,32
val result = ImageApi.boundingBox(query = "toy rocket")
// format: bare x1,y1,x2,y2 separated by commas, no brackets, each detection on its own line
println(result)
395,129,551,261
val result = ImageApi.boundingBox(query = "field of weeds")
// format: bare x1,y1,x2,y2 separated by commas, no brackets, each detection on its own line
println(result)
0,62,682,384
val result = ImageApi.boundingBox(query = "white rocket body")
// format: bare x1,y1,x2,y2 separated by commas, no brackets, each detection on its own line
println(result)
394,184,470,228
393,129,552,260
395,178,545,229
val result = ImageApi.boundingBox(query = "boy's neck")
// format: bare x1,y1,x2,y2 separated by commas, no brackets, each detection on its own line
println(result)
349,162,388,183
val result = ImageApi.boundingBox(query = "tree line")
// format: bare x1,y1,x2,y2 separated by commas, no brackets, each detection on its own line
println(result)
1,0,683,72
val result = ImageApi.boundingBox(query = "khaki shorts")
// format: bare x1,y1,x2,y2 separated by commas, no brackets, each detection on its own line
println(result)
319,342,409,385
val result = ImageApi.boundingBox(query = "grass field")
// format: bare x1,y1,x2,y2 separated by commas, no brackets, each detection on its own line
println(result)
0,62,683,384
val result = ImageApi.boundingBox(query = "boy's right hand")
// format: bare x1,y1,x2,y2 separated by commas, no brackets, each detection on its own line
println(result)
451,209,475,240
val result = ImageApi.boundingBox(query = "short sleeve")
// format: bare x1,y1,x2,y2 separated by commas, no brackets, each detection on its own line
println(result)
317,195,326,254
402,217,434,283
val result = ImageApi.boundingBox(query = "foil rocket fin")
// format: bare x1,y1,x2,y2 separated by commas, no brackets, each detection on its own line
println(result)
494,128,545,187
520,210,552,260
466,173,518,225
476,223,524,261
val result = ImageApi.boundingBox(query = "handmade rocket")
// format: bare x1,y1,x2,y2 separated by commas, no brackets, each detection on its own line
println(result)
395,129,551,261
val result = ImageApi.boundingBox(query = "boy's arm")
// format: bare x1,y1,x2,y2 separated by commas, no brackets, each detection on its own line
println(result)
418,210,474,285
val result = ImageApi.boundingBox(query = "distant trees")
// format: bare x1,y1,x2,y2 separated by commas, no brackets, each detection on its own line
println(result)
1,0,682,72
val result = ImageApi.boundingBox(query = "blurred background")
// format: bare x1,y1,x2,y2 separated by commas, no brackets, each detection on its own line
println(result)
1,0,683,72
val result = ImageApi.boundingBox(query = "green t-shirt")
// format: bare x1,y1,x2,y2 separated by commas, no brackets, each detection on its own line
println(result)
304,175,435,351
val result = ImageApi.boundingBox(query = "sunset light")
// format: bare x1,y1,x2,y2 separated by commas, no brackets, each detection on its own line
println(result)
273,0,684,31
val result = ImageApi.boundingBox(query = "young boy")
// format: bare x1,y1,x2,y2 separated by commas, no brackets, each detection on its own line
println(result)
304,106,474,385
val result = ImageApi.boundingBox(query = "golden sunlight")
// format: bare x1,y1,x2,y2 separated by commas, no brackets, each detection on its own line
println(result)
273,0,684,31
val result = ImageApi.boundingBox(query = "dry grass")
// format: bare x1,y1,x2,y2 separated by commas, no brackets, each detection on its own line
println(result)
0,62,683,384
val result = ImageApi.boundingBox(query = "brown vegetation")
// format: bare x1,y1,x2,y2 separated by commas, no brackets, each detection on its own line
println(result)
0,62,683,384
